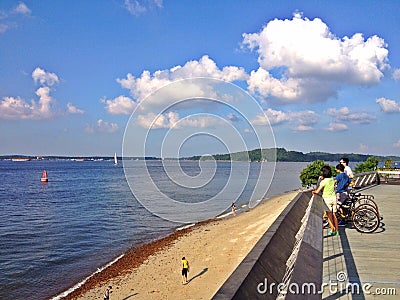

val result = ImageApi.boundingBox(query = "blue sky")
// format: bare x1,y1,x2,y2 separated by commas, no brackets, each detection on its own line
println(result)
1,0,399,157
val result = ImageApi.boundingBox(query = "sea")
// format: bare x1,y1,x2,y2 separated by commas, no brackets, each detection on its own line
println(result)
0,160,310,300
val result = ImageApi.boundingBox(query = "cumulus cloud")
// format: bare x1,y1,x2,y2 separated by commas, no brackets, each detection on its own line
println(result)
137,112,179,129
394,140,400,148
392,69,400,81
67,102,84,114
290,110,319,126
242,12,389,103
32,67,59,86
86,119,119,133
124,0,163,16
0,67,83,120
0,87,57,120
376,97,400,113
13,2,31,15
293,125,314,131
135,111,226,129
117,55,248,102
251,108,318,131
325,122,348,132
265,108,290,125
102,95,136,115
326,106,376,124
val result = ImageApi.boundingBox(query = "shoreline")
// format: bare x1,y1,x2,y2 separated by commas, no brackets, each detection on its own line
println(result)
53,220,211,300
55,190,300,299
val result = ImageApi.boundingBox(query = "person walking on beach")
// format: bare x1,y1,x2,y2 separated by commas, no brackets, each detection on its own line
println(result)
312,165,338,236
103,286,112,300
231,202,236,216
181,257,190,284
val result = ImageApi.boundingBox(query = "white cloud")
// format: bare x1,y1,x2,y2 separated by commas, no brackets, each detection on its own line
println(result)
0,67,83,120
290,110,319,126
376,97,400,113
35,86,55,118
394,140,400,148
67,103,84,114
325,122,348,132
86,119,119,133
264,108,290,125
178,115,225,128
32,67,59,86
137,112,179,129
227,113,240,123
13,2,31,15
136,112,226,129
242,13,389,103
251,108,318,131
293,125,314,131
0,87,57,120
117,55,248,102
392,69,400,81
326,106,376,124
124,0,163,16
102,95,136,115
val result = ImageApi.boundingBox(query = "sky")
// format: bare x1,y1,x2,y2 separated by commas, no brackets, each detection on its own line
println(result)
0,0,399,157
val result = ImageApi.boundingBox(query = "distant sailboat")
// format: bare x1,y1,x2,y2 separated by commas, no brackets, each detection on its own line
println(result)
114,152,118,165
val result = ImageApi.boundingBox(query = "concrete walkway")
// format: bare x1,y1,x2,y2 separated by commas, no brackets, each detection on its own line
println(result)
322,184,400,299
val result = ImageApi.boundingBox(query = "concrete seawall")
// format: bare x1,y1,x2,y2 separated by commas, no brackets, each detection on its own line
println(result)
213,191,326,299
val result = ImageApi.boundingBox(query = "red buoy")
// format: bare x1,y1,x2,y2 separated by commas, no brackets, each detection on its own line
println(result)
41,170,48,182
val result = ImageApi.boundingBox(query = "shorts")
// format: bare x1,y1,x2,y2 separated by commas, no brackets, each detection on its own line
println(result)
182,268,188,277
336,192,348,205
323,197,337,213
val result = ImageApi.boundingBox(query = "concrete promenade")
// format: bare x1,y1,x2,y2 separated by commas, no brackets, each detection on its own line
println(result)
323,184,400,299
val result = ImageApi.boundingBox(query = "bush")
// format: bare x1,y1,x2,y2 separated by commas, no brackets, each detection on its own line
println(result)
300,160,336,187
354,156,379,173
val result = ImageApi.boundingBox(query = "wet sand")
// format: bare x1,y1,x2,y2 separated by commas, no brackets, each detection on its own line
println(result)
63,191,299,299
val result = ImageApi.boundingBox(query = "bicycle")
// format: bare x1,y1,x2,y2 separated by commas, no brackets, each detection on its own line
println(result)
336,192,380,233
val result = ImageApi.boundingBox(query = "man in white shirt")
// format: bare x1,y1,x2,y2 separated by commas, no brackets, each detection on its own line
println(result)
340,157,354,179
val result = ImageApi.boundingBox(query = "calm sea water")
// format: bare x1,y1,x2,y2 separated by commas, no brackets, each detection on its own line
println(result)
0,160,308,299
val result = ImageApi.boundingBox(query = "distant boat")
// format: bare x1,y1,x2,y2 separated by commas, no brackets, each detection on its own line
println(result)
41,170,48,182
114,152,118,165
12,158,30,162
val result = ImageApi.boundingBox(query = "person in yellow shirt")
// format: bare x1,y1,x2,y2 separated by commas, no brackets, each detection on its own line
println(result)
181,257,190,284
312,166,338,235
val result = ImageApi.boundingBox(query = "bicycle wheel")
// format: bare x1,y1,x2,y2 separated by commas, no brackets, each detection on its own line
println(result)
352,206,380,233
354,202,379,218
354,197,379,213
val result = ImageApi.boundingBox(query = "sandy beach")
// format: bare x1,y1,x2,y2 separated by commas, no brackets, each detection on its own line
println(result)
63,190,299,300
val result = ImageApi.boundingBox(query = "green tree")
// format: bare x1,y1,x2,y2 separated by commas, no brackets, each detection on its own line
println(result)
299,160,335,187
384,158,393,169
354,156,379,173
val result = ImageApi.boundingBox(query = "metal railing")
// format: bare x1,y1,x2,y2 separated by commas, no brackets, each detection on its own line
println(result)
352,171,380,189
